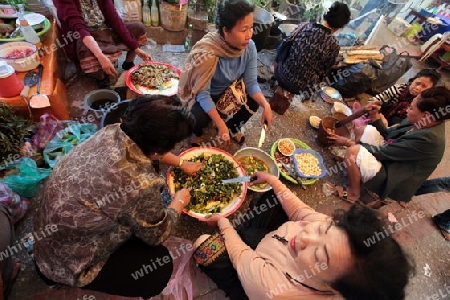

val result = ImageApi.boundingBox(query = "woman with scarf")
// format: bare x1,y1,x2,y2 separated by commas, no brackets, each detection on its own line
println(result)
53,0,152,88
178,0,273,146
368,68,440,127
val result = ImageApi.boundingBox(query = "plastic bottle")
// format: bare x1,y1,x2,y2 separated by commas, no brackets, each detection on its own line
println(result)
143,1,151,25
150,0,159,27
17,4,42,49
184,24,193,52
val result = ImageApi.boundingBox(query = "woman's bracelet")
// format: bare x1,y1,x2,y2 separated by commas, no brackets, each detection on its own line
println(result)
345,138,353,147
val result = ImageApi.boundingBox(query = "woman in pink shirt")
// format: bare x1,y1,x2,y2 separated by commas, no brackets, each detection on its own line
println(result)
194,172,414,300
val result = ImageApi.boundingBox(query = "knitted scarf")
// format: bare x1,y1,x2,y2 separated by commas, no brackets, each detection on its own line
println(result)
178,32,245,109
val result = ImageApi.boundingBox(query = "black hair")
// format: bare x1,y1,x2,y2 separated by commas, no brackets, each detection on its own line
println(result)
331,206,415,300
323,1,351,29
416,86,450,121
120,95,196,155
216,0,255,37
408,68,441,86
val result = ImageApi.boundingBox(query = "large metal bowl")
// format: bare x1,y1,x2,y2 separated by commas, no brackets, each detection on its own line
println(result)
234,147,279,193
320,86,342,103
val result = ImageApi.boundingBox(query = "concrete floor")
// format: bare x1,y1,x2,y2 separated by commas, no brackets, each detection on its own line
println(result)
7,22,450,300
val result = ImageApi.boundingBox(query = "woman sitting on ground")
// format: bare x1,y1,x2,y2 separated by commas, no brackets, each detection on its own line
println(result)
193,172,414,300
270,1,351,115
328,86,449,204
53,0,152,88
368,68,441,127
178,0,273,146
34,95,201,298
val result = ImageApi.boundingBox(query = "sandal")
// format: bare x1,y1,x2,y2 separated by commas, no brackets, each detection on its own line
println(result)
334,186,358,204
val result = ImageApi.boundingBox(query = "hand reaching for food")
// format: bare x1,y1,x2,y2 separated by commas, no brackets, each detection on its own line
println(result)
135,48,152,61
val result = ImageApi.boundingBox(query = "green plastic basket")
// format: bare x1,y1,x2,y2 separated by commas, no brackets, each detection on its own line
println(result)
270,138,318,185
0,18,51,43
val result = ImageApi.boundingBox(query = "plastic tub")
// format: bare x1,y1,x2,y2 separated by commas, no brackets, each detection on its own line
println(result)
84,89,121,112
0,41,40,72
100,100,131,128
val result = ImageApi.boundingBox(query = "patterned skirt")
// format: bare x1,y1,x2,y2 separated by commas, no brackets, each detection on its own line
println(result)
193,233,227,267
77,22,148,74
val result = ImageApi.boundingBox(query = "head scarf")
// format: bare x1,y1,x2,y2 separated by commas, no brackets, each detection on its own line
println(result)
178,32,244,109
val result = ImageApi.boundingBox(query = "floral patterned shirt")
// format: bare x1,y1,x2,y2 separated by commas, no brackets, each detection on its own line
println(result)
34,124,178,287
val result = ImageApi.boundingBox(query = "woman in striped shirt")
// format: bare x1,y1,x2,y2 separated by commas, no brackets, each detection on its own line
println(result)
369,68,440,127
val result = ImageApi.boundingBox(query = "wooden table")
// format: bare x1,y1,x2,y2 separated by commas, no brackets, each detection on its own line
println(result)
0,18,70,121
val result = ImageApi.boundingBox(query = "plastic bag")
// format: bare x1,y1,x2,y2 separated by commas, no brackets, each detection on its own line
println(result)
0,183,30,223
370,45,412,94
331,63,377,98
32,113,64,152
43,123,97,168
0,158,51,198
161,237,194,300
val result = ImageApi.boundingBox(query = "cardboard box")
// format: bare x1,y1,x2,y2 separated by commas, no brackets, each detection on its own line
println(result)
388,17,413,37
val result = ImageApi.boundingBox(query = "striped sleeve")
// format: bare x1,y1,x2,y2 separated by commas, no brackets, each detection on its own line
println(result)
369,84,407,104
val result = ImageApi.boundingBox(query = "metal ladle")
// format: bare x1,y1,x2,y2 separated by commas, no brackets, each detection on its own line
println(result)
29,64,50,108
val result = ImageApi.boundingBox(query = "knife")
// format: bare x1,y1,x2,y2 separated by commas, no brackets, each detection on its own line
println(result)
222,176,253,184
277,160,307,190
258,123,268,148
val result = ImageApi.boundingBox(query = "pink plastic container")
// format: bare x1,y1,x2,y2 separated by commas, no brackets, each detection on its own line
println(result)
0,61,23,97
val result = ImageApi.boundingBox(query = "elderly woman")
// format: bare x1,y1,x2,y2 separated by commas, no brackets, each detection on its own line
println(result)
179,0,273,146
53,0,152,88
270,1,351,115
368,68,441,127
328,86,449,203
34,95,199,298
193,172,414,300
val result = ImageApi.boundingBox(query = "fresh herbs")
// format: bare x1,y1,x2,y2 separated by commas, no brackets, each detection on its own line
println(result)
171,153,242,214
0,102,31,164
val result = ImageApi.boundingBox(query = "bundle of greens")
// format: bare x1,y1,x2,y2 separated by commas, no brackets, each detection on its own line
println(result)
0,103,31,165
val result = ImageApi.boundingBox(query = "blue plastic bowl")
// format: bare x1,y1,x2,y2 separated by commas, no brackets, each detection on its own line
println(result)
292,148,327,179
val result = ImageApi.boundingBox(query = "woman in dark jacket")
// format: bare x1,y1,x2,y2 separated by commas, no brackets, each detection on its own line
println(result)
270,1,351,115
328,86,449,203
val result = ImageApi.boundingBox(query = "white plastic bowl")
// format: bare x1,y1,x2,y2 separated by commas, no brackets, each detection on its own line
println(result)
0,42,39,72
331,102,352,116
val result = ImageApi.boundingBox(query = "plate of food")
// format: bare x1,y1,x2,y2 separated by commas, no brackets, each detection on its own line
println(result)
167,147,247,221
292,148,327,179
126,61,181,96
234,147,279,193
270,138,318,185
